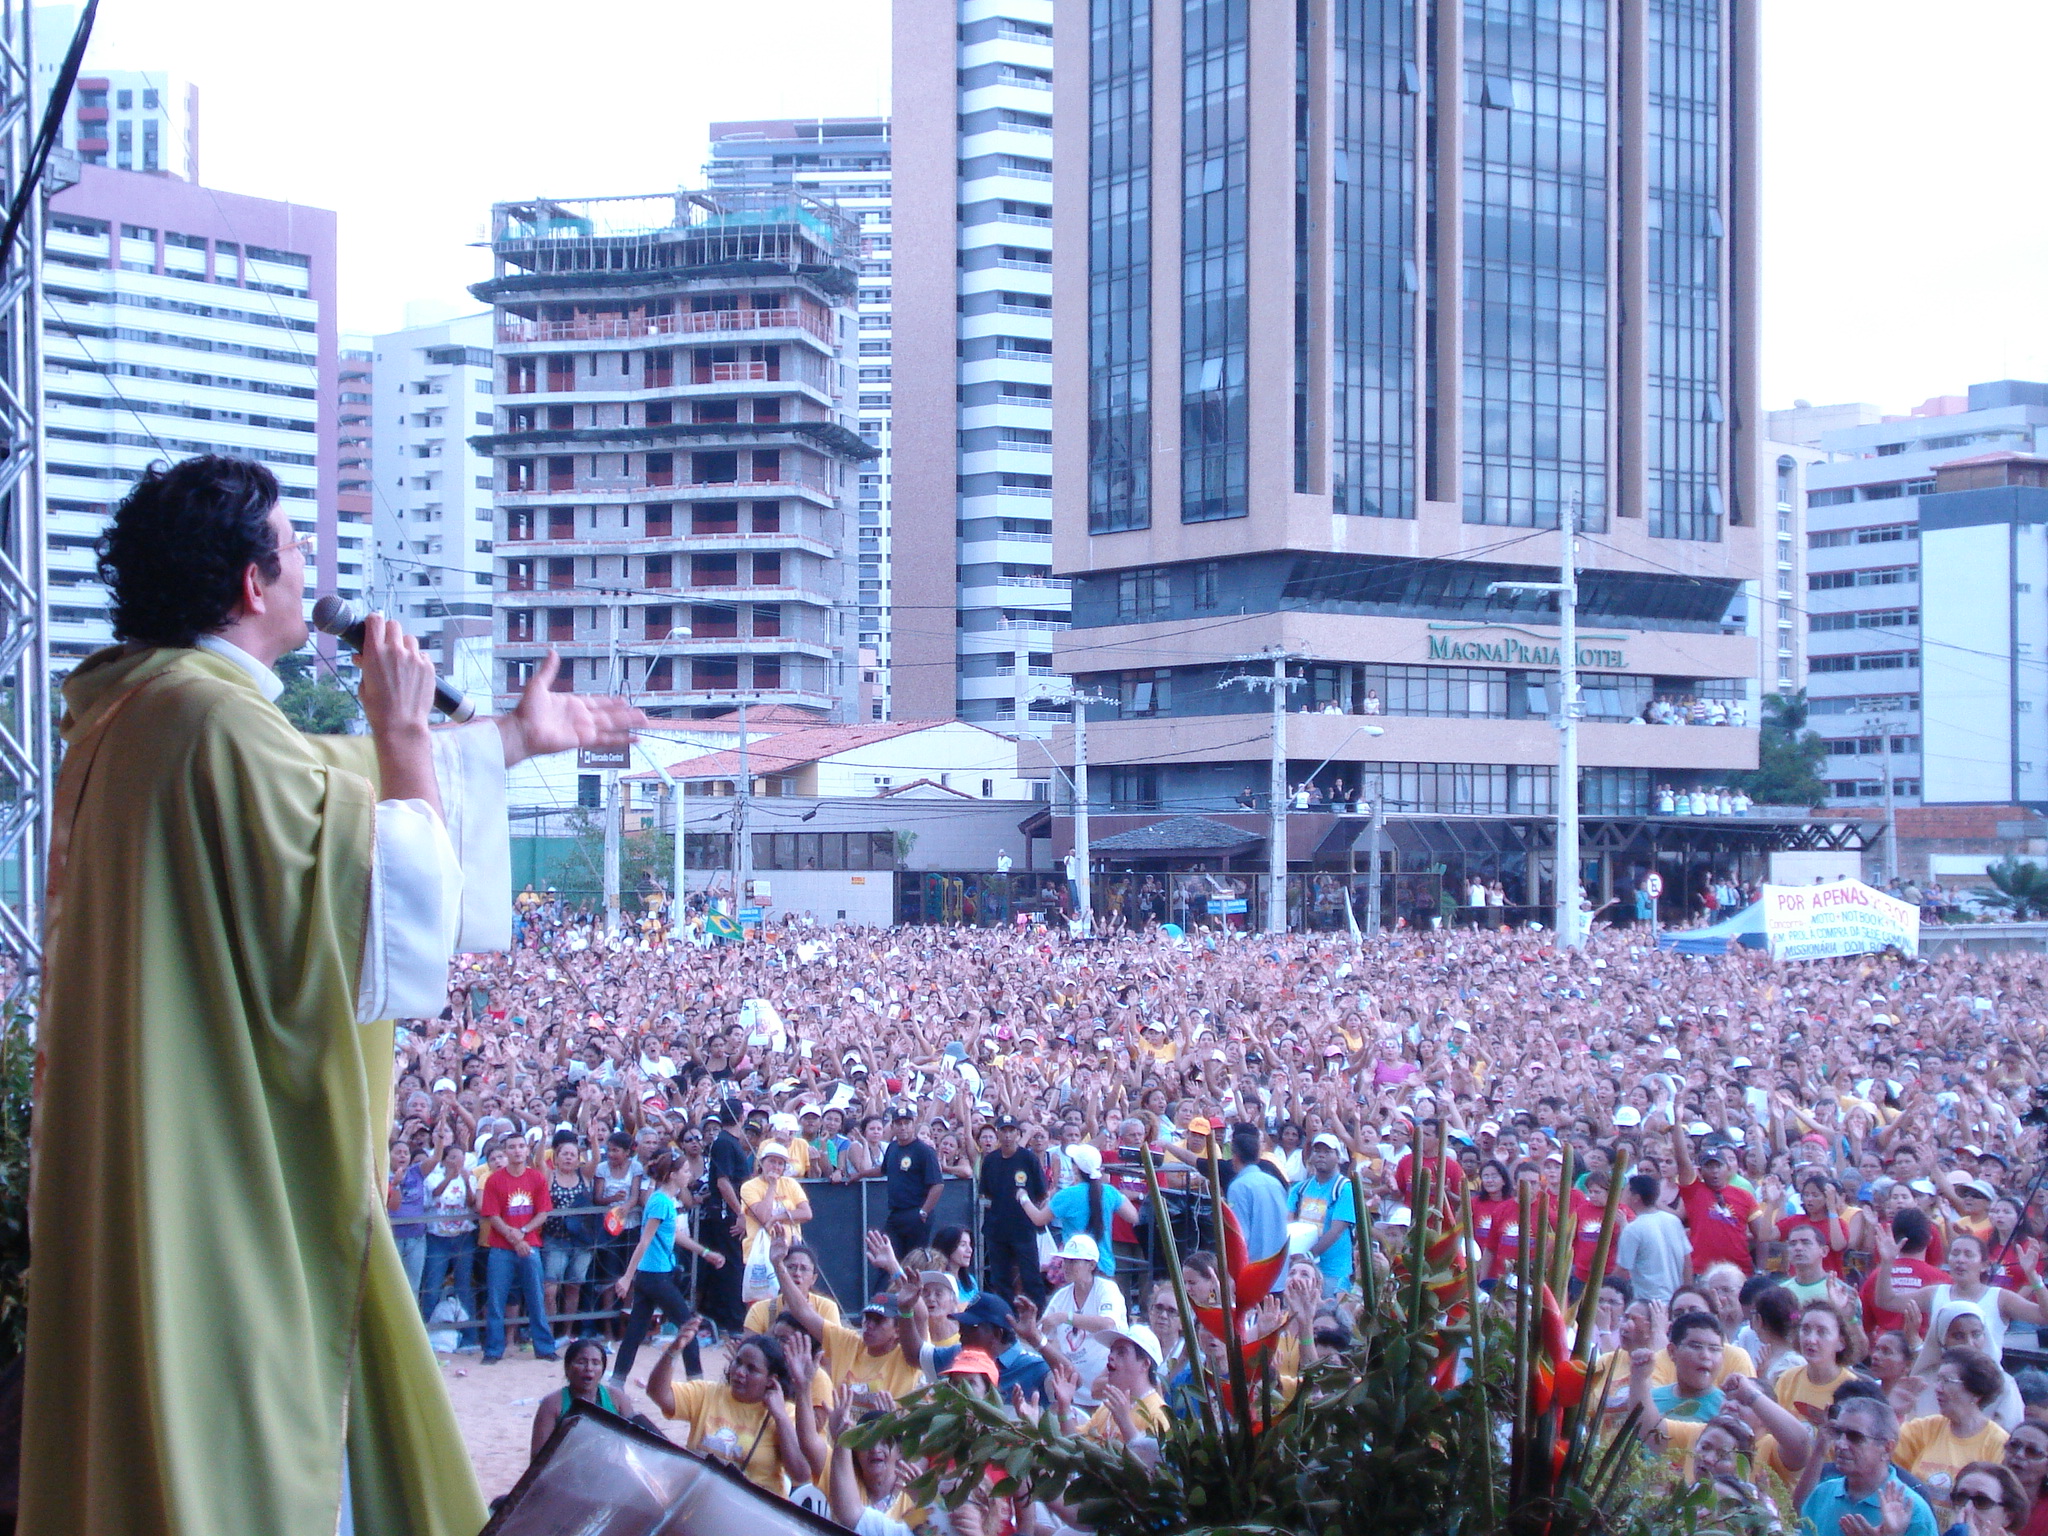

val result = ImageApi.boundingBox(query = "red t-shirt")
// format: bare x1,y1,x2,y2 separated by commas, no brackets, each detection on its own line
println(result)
1859,1253,1949,1334
1395,1152,1465,1208
481,1166,552,1251
1471,1196,1517,1263
1570,1190,1613,1282
1677,1176,1757,1274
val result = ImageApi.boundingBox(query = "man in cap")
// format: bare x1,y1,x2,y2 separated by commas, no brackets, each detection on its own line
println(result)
977,1114,1049,1308
774,1270,926,1405
699,1104,753,1332
904,1289,1050,1404
883,1105,945,1256
1668,1116,1757,1276
1288,1133,1357,1296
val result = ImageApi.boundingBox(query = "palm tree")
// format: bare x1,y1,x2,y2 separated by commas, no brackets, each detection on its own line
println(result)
1983,857,2048,920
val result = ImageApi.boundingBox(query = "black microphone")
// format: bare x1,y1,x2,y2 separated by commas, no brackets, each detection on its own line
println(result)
312,594,477,723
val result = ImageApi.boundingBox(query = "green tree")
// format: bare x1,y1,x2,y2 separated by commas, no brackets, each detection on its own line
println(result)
276,651,362,735
1983,857,2048,920
1731,690,1828,807
0,1006,30,1366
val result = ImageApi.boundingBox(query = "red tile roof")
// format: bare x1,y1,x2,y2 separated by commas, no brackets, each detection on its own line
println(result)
624,719,969,783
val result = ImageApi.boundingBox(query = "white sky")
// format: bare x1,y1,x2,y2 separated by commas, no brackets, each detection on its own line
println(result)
81,0,2048,415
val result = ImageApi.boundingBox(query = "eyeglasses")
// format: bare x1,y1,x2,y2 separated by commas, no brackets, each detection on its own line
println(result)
282,530,316,560
1953,1490,2006,1514
1827,1426,1883,1448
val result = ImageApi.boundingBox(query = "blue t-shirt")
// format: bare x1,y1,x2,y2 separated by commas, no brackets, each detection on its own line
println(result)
1226,1165,1291,1293
1650,1382,1724,1422
1800,1472,1937,1536
638,1190,679,1274
1287,1172,1356,1282
1049,1180,1120,1275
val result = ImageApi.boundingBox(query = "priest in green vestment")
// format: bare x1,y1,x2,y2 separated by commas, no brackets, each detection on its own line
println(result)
21,456,641,1536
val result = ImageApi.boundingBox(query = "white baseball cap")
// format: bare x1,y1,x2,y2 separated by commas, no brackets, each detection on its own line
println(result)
1059,1233,1101,1264
1101,1322,1165,1369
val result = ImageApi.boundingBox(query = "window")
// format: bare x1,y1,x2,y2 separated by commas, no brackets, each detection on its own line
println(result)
506,610,534,642
1808,608,1917,632
1809,566,1917,590
1808,652,1917,673
692,553,736,587
547,608,574,642
752,552,782,585
692,657,739,690
689,604,737,638
1116,567,1169,622
644,504,673,538
1192,561,1220,611
1117,670,1172,716
645,553,673,588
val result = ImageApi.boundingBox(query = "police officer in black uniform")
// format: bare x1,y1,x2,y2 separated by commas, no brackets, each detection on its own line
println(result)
882,1104,943,1256
976,1114,1048,1307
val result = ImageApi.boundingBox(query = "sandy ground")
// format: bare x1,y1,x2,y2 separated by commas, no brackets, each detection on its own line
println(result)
443,1338,722,1502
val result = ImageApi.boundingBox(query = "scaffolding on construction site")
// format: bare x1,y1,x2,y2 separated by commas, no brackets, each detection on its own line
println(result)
485,190,859,287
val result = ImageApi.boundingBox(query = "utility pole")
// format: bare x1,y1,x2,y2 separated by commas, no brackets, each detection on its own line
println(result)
600,596,625,936
1489,493,1583,948
1058,688,1114,936
1864,714,1899,884
1365,772,1386,934
735,696,752,928
1222,650,1306,934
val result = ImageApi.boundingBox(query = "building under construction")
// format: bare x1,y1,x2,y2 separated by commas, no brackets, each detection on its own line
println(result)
471,190,873,720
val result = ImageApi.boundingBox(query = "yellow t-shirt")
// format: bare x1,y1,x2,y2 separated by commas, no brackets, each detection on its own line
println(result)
1649,1341,1754,1388
1082,1390,1170,1441
663,1379,792,1495
820,1320,926,1403
739,1173,810,1243
1774,1363,1856,1425
744,1291,842,1337
1894,1413,2009,1509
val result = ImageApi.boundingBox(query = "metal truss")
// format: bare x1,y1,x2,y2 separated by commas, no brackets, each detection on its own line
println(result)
0,0,48,1003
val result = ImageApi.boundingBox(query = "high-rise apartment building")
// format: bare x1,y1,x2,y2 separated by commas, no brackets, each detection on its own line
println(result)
473,192,869,735
1799,380,2048,810
30,7,201,182
70,71,198,179
894,0,1063,728
706,118,898,720
336,341,373,597
42,166,341,665
1012,0,1772,917
370,311,496,685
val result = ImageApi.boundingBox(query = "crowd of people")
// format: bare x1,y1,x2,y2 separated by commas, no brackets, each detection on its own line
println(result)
392,904,2048,1534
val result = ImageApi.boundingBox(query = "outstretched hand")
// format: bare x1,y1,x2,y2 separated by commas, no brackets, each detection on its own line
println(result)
498,648,647,768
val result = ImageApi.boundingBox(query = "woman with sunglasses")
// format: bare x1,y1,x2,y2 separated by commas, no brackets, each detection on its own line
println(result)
1999,1419,2048,1536
1949,1462,2030,1536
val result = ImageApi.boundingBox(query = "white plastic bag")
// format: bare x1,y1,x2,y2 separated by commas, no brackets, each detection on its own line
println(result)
741,1229,780,1304
428,1293,469,1354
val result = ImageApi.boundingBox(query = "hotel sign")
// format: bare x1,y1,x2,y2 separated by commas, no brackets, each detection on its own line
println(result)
1427,628,1627,670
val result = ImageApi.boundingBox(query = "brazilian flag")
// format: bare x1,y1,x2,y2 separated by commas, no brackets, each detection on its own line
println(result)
705,912,742,942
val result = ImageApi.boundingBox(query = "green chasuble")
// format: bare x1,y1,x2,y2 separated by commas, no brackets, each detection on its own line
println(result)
21,645,486,1536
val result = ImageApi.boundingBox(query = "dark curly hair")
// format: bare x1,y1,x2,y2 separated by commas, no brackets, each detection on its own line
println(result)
95,456,283,646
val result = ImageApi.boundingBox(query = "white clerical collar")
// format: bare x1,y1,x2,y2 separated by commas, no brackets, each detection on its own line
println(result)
193,634,284,702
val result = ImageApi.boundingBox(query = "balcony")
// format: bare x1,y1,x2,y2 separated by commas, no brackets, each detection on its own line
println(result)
496,468,837,506
498,307,835,348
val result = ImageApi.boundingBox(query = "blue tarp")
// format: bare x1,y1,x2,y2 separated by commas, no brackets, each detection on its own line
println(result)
1657,900,1768,955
